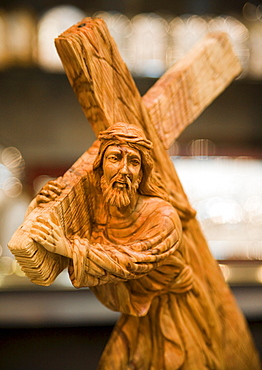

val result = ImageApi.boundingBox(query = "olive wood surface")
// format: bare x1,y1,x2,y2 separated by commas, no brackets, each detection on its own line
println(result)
8,17,260,370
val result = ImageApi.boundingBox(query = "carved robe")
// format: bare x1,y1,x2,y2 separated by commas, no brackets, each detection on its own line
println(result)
67,191,225,369
20,171,259,369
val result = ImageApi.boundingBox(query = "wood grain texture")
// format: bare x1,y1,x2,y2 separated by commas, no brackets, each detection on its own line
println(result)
8,141,99,285
55,17,195,221
8,17,260,369
143,32,242,149
55,18,144,135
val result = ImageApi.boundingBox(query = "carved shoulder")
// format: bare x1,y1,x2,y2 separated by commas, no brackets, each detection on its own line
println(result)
138,196,182,236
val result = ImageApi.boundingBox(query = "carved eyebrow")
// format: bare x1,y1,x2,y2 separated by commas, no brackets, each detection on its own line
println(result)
105,147,141,160
105,149,122,157
128,154,141,161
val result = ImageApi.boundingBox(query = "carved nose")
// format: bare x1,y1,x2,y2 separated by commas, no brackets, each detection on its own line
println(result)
119,162,128,174
119,156,129,174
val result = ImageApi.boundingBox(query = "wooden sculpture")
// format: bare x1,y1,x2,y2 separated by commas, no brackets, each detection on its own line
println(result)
9,18,260,369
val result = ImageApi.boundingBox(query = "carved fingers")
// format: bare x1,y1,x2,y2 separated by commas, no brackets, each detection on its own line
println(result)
30,213,72,258
36,177,66,205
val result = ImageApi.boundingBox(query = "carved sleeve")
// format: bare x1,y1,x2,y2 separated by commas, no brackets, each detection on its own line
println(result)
69,209,182,288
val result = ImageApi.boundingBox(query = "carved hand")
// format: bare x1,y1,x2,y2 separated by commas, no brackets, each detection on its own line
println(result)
36,177,66,205
30,214,72,258
24,177,67,218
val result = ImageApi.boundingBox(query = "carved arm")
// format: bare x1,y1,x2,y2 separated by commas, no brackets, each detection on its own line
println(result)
30,205,182,288
70,214,181,288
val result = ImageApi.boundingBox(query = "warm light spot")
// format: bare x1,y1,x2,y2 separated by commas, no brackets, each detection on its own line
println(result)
0,256,16,276
256,266,262,284
209,198,244,224
2,146,25,177
187,139,216,158
2,146,23,168
5,9,36,66
3,177,23,198
219,264,231,282
14,260,26,277
129,13,168,77
0,164,11,188
37,5,86,72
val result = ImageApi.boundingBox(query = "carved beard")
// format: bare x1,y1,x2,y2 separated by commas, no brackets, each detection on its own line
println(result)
100,174,140,209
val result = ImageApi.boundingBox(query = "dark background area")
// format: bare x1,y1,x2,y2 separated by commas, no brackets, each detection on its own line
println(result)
0,325,113,370
0,0,260,16
1,322,261,370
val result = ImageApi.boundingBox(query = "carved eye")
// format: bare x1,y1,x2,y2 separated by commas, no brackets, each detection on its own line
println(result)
131,159,140,166
107,155,119,163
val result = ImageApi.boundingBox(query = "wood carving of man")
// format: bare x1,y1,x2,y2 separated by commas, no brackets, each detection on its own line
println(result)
30,122,226,369
8,18,260,369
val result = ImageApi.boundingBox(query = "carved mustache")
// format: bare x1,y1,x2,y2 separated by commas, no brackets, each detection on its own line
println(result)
110,174,132,190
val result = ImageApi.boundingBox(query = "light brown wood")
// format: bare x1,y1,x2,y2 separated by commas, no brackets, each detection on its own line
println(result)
8,17,260,369
54,18,194,221
143,32,242,149
8,142,99,285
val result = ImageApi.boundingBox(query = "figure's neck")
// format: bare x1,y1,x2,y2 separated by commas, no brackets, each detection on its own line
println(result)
107,193,140,218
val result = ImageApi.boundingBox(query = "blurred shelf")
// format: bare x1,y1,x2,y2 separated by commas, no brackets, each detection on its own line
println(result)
0,288,120,328
218,260,262,286
1,66,262,83
0,282,261,329
0,260,261,328
0,0,251,15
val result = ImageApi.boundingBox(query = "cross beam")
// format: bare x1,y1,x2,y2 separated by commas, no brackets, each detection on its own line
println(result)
55,18,241,148
54,17,241,215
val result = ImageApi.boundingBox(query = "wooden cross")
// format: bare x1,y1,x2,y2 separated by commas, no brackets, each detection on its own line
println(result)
9,17,241,284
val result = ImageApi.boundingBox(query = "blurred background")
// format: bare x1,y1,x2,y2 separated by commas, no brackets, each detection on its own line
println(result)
0,0,261,369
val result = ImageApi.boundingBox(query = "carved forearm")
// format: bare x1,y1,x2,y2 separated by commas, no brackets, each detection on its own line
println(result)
70,222,180,287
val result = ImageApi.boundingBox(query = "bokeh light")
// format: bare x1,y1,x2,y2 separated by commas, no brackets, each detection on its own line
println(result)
256,266,262,283
2,146,25,178
187,139,216,158
0,144,28,284
219,264,231,282
0,6,261,78
37,5,86,72
129,13,169,77
173,157,262,261
0,146,25,198
3,177,23,198
0,256,16,276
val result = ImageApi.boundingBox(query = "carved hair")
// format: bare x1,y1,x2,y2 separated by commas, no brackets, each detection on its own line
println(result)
93,122,169,201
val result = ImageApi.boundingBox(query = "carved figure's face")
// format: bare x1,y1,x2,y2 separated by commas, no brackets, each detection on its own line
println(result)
103,145,141,187
101,145,142,208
